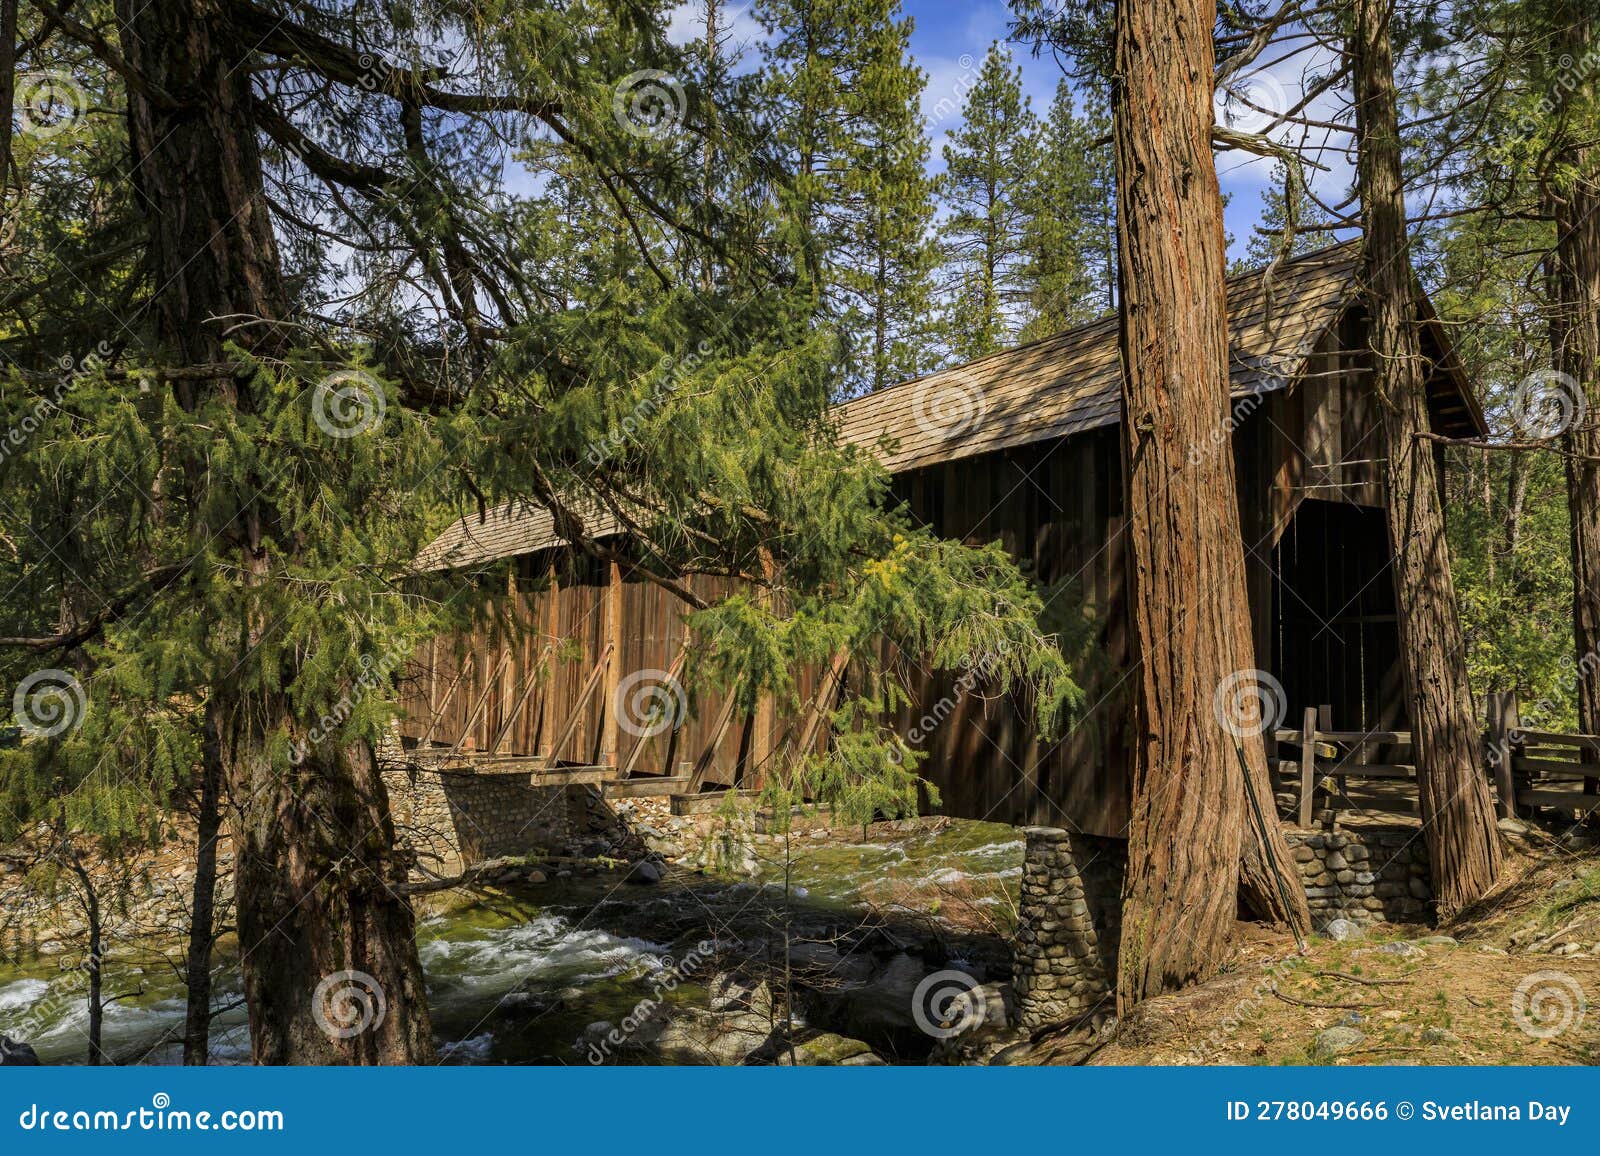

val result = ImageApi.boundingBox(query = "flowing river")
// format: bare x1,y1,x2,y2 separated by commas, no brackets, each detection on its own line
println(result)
0,819,1023,1065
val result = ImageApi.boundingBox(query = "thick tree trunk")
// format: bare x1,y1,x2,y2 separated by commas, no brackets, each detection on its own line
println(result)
228,728,435,1064
1352,0,1502,917
1110,0,1308,1010
182,705,225,1065
115,0,434,1063
1546,5,1600,738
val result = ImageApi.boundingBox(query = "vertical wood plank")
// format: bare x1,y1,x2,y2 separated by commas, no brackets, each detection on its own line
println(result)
1298,706,1319,827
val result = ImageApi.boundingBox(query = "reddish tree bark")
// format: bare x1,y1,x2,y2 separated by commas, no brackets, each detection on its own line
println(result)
1544,4,1600,739
1351,0,1502,917
114,0,434,1063
1110,0,1308,1010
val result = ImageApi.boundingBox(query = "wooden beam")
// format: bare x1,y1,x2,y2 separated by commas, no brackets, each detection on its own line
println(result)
417,651,476,748
601,560,624,766
617,645,689,778
544,641,615,764
1511,728,1600,751
487,642,553,756
1297,706,1318,827
1515,789,1600,815
1486,690,1515,820
792,649,850,763
532,765,615,787
687,680,743,793
443,649,512,760
602,775,693,799
536,559,559,759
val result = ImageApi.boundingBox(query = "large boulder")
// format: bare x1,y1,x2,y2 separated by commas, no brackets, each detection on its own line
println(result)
774,1031,884,1066
655,1008,773,1065
0,1036,40,1066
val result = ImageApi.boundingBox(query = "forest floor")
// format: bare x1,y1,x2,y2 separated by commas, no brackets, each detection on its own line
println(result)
1018,846,1600,1066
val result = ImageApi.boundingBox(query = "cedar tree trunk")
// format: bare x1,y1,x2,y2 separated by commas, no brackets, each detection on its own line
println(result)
1351,0,1502,917
1110,0,1308,1010
114,0,434,1063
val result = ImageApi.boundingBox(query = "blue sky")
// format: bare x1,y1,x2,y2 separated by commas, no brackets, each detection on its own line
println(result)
666,0,1323,262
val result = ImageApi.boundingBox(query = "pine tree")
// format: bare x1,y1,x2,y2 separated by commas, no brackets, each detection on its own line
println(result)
1020,81,1115,341
758,0,938,391
2,0,1080,1064
936,44,1040,360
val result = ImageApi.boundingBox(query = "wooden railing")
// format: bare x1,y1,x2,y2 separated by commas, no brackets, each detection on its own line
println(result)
1485,690,1600,821
1270,692,1600,825
1270,706,1417,825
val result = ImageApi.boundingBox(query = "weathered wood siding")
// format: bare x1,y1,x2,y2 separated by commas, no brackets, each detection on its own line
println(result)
399,309,1468,839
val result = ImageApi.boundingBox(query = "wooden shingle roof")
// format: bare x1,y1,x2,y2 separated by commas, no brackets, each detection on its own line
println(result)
417,243,1472,570
833,241,1362,474
414,492,625,571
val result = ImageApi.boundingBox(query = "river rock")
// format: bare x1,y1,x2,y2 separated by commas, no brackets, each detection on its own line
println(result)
786,941,876,987
627,860,664,885
708,973,773,1018
0,1036,39,1066
774,1031,884,1066
1320,918,1363,942
837,952,926,1034
1350,941,1425,960
656,1008,773,1065
1311,1025,1366,1060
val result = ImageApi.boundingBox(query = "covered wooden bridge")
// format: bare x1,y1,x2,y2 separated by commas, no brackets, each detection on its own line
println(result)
395,243,1488,838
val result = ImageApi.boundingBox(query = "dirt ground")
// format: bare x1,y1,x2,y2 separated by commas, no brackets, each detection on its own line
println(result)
1023,845,1600,1066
